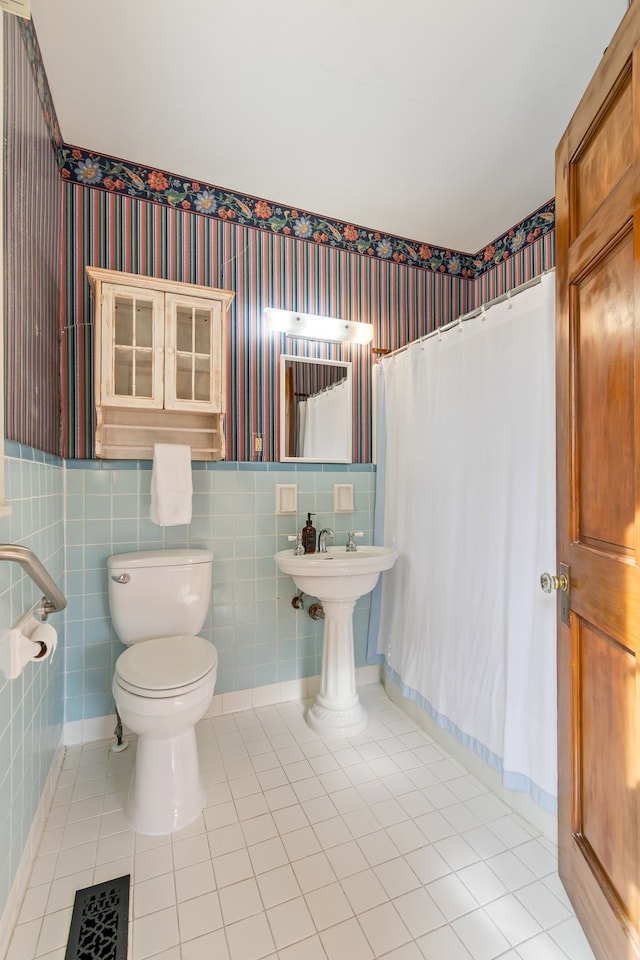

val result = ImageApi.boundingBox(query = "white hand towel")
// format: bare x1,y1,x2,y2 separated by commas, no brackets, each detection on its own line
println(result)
150,443,193,526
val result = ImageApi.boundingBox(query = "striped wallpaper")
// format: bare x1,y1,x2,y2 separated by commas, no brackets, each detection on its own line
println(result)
1,15,66,935
62,186,475,461
472,230,555,306
7,14,556,462
4,14,62,456
291,362,350,397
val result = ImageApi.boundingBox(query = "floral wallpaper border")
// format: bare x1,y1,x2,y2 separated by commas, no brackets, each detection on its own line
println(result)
19,17,555,280
17,16,63,150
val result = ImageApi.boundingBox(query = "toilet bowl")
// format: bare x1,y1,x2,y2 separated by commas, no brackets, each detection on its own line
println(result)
108,550,216,835
113,634,217,835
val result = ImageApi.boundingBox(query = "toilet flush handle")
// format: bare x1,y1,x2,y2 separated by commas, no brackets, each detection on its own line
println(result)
111,573,130,584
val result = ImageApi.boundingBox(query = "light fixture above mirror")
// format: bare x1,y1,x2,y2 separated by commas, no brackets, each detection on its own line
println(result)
265,307,373,345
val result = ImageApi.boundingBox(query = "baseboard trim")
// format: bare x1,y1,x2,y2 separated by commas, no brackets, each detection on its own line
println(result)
0,741,64,960
63,665,383,745
382,672,557,843
64,713,119,746
61,666,554,844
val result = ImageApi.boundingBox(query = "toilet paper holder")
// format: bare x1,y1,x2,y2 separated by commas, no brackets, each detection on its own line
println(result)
0,544,65,679
5,613,58,679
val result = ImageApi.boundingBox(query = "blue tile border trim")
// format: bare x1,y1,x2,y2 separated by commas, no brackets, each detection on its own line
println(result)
20,17,555,280
379,662,557,815
63,456,375,473
5,439,63,467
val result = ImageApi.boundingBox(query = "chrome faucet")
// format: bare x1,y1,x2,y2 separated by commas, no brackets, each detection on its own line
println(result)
318,528,335,553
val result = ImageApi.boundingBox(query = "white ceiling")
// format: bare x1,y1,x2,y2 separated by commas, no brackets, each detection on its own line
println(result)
31,0,628,253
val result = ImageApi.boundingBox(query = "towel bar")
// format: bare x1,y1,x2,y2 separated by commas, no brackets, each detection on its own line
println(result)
0,543,67,620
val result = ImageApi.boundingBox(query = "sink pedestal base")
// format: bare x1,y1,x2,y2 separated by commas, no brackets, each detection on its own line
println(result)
306,598,368,738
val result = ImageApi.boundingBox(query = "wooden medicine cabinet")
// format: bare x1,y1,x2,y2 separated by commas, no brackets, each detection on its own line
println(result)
87,267,235,460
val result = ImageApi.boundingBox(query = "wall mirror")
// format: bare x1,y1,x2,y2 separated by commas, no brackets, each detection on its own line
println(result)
0,16,9,515
280,355,352,462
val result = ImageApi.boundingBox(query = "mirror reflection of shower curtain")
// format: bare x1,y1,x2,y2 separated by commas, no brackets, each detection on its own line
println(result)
302,379,350,460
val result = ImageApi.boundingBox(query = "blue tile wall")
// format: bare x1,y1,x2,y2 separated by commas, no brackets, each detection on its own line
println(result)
0,445,65,916
64,461,376,721
0,442,373,925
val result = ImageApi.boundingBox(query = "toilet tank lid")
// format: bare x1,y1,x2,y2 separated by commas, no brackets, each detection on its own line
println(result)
108,549,213,570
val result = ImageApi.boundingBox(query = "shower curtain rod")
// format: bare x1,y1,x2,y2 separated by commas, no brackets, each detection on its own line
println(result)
303,376,346,401
380,268,554,361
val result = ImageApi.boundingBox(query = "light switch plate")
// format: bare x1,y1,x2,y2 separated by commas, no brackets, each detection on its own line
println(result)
333,483,354,513
276,483,298,514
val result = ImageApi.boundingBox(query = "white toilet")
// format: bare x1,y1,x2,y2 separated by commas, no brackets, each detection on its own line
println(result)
108,549,217,835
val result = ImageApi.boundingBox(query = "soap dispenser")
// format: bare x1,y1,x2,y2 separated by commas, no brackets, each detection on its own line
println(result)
301,513,316,554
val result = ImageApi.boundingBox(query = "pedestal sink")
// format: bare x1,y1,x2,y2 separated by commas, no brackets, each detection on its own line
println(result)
274,545,399,738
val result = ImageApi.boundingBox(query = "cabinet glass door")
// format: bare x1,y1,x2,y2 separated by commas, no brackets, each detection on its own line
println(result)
164,295,222,411
101,285,164,407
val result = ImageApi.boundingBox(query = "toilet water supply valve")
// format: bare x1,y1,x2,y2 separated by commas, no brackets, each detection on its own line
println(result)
113,709,128,753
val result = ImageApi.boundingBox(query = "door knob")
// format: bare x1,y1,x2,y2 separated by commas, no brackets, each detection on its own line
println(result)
540,563,570,626
540,572,568,593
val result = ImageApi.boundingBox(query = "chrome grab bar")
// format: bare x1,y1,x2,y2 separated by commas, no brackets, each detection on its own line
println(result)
0,543,67,620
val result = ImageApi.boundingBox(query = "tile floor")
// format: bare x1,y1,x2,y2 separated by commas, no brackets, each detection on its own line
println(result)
6,685,596,960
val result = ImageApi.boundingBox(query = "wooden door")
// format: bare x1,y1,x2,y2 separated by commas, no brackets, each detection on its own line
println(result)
556,4,640,958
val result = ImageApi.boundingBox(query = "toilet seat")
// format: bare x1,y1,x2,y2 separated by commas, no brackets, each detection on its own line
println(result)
115,635,217,699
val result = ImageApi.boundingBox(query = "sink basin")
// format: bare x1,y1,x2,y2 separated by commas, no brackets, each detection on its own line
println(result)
275,544,398,738
274,545,399,602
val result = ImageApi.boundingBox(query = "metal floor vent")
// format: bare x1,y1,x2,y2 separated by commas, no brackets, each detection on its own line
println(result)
65,875,130,960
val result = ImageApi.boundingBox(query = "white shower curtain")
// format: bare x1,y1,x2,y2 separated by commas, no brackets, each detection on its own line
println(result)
297,399,308,457
302,379,351,460
369,272,557,811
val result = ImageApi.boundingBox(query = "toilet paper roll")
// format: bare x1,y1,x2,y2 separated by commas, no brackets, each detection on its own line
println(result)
30,623,57,662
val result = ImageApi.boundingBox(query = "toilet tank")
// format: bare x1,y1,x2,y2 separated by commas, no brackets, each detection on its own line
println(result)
107,549,213,644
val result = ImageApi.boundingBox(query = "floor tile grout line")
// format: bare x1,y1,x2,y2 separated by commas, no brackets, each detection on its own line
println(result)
8,692,593,960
